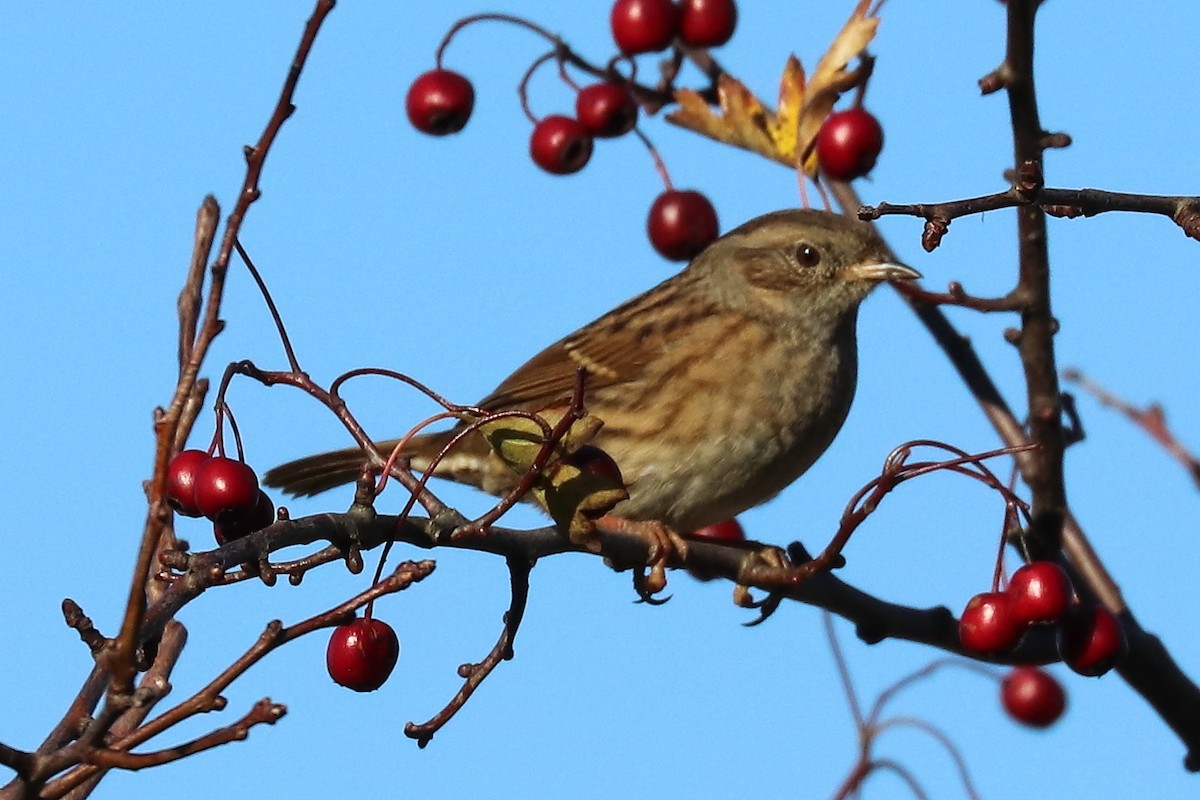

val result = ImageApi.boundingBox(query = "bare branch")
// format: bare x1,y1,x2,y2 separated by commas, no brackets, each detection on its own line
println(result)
1063,369,1200,490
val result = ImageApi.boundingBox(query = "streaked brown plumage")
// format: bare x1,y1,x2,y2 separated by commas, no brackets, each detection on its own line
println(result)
264,209,918,532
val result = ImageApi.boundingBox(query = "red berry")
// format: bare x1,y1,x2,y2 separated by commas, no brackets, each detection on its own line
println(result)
575,83,639,138
166,449,210,517
406,69,475,136
326,617,400,692
564,444,625,484
1009,561,1073,625
690,519,745,542
678,0,738,48
1057,605,1126,677
214,490,275,545
192,456,260,523
647,190,719,261
558,444,629,520
610,0,678,54
530,115,594,175
1001,666,1067,728
816,108,884,181
958,591,1023,655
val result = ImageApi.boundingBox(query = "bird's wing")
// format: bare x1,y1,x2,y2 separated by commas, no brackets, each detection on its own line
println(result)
476,280,682,412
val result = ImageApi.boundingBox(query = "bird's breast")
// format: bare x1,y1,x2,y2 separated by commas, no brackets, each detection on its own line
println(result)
592,315,859,531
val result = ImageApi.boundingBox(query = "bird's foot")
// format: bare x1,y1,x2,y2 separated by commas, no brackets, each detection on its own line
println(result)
734,546,789,625
591,515,689,601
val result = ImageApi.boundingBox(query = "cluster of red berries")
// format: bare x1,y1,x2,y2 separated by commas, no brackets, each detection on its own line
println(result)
406,0,887,266
958,561,1127,677
168,450,401,691
404,0,893,265
327,616,401,692
408,67,719,261
166,450,274,545
405,1,739,262
527,83,633,176
609,0,738,54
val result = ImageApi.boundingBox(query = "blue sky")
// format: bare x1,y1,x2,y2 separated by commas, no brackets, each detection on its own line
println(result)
2,2,1199,798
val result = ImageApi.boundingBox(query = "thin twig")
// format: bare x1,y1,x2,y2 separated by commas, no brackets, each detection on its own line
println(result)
1063,369,1200,490
404,558,532,747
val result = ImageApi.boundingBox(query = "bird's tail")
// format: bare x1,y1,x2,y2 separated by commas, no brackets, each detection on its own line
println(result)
263,430,451,498
263,427,507,499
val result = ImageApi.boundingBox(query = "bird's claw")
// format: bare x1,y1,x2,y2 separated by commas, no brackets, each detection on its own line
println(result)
633,565,671,604
733,546,789,624
593,515,688,603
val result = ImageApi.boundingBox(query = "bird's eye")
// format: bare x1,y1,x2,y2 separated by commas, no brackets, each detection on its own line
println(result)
795,243,821,267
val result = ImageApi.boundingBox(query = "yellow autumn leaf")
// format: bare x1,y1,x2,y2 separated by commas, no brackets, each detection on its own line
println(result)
670,77,787,167
666,0,879,177
478,412,603,476
797,0,880,172
535,445,629,539
479,413,626,538
767,55,806,164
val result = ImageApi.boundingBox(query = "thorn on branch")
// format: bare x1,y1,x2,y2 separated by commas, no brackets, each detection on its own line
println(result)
1042,204,1085,219
256,559,278,586
135,633,162,672
978,64,1011,95
1040,131,1072,149
1174,201,1200,241
922,217,949,251
1014,160,1043,199
62,599,108,656
1060,393,1086,447
345,544,364,574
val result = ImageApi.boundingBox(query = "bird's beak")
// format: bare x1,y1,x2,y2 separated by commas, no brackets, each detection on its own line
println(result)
843,260,922,284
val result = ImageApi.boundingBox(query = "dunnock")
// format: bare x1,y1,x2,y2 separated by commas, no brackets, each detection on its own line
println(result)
265,209,918,535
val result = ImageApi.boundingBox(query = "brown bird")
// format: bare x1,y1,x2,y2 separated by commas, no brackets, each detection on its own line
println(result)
265,209,919,535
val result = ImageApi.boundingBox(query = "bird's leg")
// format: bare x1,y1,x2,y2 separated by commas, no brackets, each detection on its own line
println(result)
592,515,690,598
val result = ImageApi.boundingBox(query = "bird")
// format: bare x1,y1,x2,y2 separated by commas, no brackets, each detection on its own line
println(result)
264,209,919,539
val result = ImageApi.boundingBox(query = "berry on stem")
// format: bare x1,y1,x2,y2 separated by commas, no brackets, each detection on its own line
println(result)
1058,605,1127,677
557,444,629,521
647,189,719,261
575,83,638,138
327,616,400,692
192,456,260,523
166,449,210,517
214,490,275,545
1009,561,1073,625
678,0,738,48
610,0,678,54
406,69,475,136
1001,666,1067,728
530,116,594,175
816,108,884,181
563,444,625,485
958,591,1023,655
690,519,745,542
686,518,745,581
